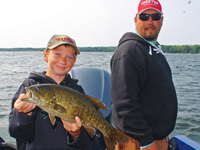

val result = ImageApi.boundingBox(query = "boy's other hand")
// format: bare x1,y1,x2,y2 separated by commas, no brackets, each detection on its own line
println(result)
61,116,82,140
14,94,36,116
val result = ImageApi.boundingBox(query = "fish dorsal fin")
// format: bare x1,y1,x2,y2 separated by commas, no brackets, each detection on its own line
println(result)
84,94,109,111
83,125,96,138
49,113,56,125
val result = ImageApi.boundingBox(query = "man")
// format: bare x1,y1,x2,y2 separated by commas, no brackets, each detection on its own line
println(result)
110,0,178,150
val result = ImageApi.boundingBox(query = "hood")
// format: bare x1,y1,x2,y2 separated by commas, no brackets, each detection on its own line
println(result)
28,71,55,83
119,32,161,48
118,32,149,47
28,71,78,86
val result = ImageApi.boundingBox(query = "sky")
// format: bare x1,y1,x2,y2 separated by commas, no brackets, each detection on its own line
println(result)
0,0,199,48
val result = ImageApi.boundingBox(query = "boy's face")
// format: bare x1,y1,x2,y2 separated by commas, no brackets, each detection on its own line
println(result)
43,45,76,81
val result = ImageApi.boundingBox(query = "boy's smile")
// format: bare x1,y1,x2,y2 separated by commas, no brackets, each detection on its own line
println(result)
56,65,67,70
43,45,76,84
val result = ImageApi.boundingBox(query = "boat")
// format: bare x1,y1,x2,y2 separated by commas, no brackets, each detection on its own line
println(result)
70,67,200,150
169,135,200,150
1,67,200,150
0,136,16,150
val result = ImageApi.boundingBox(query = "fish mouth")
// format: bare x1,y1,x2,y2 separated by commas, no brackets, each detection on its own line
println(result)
25,87,35,99
22,87,39,103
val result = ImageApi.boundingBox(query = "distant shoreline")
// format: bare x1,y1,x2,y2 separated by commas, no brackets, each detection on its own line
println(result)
0,45,200,54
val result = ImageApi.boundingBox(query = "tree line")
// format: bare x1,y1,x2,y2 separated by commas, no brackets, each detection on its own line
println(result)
0,45,200,54
162,45,200,54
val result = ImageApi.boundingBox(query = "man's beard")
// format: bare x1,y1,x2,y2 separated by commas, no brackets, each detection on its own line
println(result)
143,25,158,41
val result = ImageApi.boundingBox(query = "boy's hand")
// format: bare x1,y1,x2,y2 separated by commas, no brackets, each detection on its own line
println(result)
14,94,36,116
61,116,82,140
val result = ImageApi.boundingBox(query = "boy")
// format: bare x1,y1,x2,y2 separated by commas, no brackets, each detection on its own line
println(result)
9,35,94,150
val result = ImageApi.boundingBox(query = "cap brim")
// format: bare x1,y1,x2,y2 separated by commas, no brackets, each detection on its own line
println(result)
47,41,80,55
137,8,163,15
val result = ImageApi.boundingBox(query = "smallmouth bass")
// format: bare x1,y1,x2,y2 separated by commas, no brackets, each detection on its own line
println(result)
22,84,128,150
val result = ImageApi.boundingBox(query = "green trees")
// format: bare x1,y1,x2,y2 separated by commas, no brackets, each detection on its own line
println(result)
161,45,200,54
78,47,116,52
0,48,44,51
0,45,200,53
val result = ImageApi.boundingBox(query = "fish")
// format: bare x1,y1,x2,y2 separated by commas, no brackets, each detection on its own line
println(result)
22,84,128,150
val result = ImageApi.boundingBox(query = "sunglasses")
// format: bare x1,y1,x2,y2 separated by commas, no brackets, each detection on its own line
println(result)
137,13,162,21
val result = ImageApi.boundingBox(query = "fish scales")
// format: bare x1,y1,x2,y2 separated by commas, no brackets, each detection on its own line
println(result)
22,84,128,150
53,86,96,124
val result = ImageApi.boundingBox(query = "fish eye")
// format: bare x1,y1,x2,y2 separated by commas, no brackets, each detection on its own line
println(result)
36,87,40,91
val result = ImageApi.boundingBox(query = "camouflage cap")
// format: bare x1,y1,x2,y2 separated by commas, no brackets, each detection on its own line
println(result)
46,35,80,55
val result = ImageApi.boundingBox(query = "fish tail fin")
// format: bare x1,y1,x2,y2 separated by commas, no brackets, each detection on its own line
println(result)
104,128,128,150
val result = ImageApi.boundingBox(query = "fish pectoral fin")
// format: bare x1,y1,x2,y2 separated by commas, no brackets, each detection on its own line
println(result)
83,125,96,138
49,113,56,125
52,96,57,102
51,102,66,113
84,94,109,111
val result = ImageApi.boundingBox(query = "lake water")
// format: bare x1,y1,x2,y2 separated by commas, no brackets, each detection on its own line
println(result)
0,51,200,145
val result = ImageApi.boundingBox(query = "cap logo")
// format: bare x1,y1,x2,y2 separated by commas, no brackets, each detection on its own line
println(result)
56,36,74,44
141,0,158,5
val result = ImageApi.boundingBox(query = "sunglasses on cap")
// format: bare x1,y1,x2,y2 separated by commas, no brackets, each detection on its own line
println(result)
137,13,162,21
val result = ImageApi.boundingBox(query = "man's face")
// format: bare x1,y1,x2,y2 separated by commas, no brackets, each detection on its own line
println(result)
134,9,163,41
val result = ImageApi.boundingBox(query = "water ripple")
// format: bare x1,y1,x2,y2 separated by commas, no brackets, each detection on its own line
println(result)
0,52,200,144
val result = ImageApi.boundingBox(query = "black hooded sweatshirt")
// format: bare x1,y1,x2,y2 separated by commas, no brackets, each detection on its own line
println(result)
110,32,177,147
9,72,93,150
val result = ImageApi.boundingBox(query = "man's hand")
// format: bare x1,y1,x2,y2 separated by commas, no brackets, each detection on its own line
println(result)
61,116,82,140
141,142,158,150
141,138,168,150
14,94,36,116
